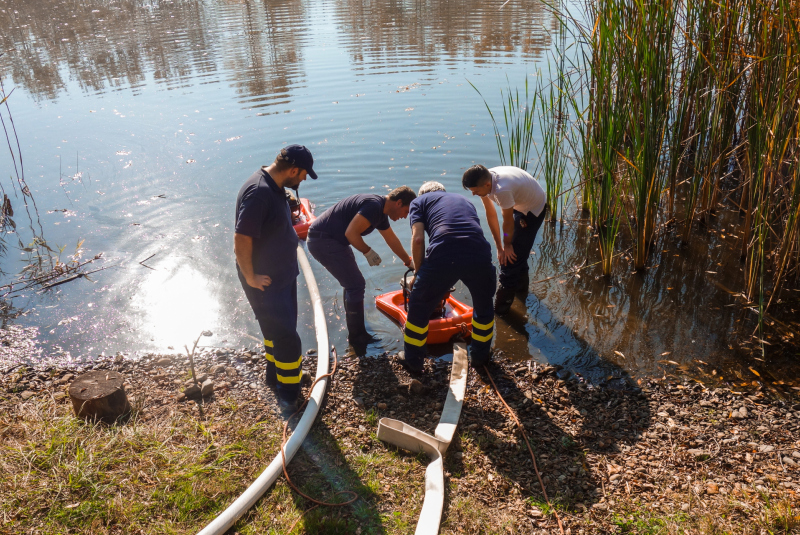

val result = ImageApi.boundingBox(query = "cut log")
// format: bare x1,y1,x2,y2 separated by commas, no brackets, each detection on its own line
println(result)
69,370,131,423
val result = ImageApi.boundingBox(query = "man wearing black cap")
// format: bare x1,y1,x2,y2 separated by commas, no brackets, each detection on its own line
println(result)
234,144,317,414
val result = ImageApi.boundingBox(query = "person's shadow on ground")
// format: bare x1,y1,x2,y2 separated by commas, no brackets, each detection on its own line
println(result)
437,297,652,529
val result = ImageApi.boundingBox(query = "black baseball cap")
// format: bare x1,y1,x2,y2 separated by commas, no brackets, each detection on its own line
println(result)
278,144,318,179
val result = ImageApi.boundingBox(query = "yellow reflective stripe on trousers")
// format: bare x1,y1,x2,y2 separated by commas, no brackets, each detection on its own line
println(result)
274,355,302,370
471,331,494,343
405,320,429,334
471,318,494,331
264,352,276,363
263,339,274,348
277,373,301,384
404,334,428,347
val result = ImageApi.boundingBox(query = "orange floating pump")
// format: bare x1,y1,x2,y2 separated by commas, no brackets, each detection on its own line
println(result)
375,268,474,344
290,197,316,239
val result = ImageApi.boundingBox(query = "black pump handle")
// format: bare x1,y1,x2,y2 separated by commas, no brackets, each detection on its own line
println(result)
402,267,415,312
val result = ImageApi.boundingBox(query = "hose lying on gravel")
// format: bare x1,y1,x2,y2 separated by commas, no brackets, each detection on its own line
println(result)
196,245,330,535
376,343,469,535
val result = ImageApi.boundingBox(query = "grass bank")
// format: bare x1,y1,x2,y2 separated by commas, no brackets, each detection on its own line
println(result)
1,347,799,533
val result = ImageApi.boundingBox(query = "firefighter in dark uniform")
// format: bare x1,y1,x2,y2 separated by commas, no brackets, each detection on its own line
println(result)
401,181,496,372
234,144,317,413
307,187,416,354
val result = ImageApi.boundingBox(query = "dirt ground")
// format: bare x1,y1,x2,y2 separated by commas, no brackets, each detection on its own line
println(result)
1,345,799,534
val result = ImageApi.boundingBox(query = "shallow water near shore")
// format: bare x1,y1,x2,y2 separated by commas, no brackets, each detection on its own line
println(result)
0,0,797,392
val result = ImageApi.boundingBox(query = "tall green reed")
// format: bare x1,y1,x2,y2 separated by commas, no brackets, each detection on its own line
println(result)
476,0,800,326
535,67,571,225
469,78,537,170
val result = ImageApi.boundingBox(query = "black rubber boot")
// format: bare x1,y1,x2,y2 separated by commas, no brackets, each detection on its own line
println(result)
515,273,530,296
344,298,380,348
469,348,493,368
265,362,277,389
397,350,424,375
494,285,515,315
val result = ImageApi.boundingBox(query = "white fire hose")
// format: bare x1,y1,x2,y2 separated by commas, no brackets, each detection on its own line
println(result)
197,245,329,535
377,343,468,534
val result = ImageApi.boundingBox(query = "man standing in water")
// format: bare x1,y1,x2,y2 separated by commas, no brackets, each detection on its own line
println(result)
234,144,317,414
401,181,496,372
307,187,416,354
462,165,546,314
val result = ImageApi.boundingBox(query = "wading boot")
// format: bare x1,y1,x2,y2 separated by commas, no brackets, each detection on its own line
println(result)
397,350,424,375
277,385,302,418
265,362,277,389
515,273,530,296
469,348,493,369
494,285,515,315
278,396,301,418
344,298,380,352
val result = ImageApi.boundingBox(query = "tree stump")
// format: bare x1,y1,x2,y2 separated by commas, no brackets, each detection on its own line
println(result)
69,370,131,423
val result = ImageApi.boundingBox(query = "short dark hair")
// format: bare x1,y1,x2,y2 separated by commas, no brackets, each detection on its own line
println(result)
462,165,492,189
273,155,295,173
388,185,417,206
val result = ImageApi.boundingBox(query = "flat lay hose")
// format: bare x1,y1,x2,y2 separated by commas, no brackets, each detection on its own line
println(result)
196,246,330,535
376,343,470,535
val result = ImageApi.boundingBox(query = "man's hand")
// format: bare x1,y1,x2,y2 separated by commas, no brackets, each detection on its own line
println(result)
501,245,517,265
364,248,382,266
246,273,272,291
404,257,415,271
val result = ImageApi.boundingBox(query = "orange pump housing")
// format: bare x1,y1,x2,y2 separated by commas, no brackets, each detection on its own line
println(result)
375,290,474,345
292,198,316,240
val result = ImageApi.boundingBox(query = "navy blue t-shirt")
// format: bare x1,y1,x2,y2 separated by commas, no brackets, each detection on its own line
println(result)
309,194,390,246
408,192,491,262
235,167,299,289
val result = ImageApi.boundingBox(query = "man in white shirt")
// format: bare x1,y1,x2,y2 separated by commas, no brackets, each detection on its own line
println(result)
462,164,546,314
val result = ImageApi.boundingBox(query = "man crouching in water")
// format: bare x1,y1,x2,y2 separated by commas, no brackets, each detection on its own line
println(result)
400,181,496,373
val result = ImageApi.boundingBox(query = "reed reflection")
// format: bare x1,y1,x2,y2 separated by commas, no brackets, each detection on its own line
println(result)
0,0,556,105
333,0,557,70
0,0,308,104
510,217,800,388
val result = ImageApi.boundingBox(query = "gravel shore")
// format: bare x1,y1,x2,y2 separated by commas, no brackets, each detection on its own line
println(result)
2,346,799,533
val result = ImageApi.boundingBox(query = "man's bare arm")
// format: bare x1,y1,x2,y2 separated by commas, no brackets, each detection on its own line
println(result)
344,214,374,254
410,222,426,274
379,227,413,268
500,207,517,264
234,233,272,290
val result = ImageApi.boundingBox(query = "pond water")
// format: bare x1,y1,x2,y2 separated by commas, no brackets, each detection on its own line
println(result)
0,0,797,391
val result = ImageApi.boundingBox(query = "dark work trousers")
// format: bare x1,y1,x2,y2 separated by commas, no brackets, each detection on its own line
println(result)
498,208,546,290
307,233,366,303
403,255,496,367
238,271,302,401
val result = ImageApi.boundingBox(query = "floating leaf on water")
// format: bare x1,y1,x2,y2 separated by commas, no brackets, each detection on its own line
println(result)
749,367,760,377
661,351,671,356
613,350,625,358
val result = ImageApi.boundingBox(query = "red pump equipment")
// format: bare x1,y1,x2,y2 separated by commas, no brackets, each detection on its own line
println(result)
375,269,474,344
